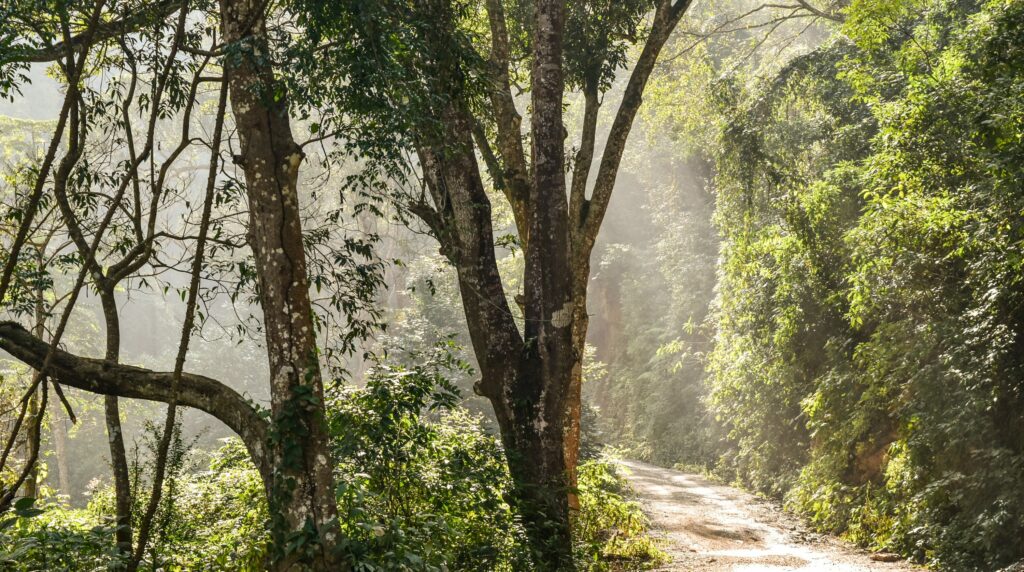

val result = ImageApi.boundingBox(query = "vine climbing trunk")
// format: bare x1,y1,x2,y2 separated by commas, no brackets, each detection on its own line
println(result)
218,0,345,569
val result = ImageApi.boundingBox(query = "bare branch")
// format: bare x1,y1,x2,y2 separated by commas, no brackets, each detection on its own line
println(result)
0,321,270,478
578,0,692,251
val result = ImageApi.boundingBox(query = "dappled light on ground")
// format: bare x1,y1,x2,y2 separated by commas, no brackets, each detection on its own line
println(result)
620,461,918,572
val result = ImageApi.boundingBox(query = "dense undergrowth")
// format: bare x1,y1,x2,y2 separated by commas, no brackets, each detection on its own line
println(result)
0,348,663,571
714,1,1024,568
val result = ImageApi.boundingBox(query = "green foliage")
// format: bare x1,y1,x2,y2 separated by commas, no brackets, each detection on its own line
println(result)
701,0,1024,567
0,437,267,572
574,460,665,571
88,434,269,571
0,342,664,571
504,0,656,92
327,346,531,571
324,348,667,571
0,498,128,571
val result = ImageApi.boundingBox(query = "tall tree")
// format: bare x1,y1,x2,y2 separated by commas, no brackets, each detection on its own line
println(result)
291,0,692,566
0,1,376,569
216,0,344,567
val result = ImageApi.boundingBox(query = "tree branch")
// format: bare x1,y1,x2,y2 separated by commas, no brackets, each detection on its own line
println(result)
0,321,270,479
578,0,691,252
483,0,531,246
568,80,600,232
794,0,844,23
472,119,507,192
2,0,182,65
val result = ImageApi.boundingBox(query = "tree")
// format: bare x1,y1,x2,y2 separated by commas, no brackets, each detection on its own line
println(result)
0,0,700,567
0,1,380,569
288,0,692,566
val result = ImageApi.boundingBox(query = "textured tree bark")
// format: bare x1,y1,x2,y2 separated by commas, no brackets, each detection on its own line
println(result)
563,282,589,512
406,1,576,560
446,0,693,557
515,1,578,565
407,1,693,566
482,0,531,244
427,133,576,568
218,0,345,568
438,163,575,568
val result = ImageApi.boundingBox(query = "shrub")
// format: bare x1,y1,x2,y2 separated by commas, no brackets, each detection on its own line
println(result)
574,459,666,571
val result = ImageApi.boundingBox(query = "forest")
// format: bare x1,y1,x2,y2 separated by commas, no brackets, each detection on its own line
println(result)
0,0,1021,570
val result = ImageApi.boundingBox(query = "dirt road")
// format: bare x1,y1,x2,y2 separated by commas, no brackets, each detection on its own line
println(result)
620,460,919,571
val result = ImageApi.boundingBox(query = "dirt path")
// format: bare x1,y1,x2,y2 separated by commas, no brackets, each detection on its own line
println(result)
620,460,919,571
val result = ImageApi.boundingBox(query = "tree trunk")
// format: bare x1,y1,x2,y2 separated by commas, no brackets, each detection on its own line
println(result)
99,288,133,556
21,392,39,499
218,0,345,568
412,0,689,565
0,0,349,563
48,399,71,498
563,291,589,511
560,0,692,518
515,1,578,564
491,373,575,569
420,105,576,567
408,1,579,564
22,270,48,500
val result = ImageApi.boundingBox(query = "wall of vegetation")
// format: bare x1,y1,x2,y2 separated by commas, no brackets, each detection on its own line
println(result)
603,0,1024,568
